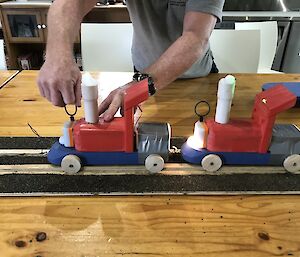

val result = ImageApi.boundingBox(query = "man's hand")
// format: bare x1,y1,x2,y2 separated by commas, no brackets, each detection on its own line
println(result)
98,81,134,122
37,58,82,107
36,0,98,107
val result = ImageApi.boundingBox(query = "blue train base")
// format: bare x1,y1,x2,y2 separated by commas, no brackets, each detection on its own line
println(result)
182,124,300,173
48,122,171,174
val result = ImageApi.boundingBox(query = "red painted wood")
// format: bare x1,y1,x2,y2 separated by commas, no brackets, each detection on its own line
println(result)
206,85,297,153
73,118,127,152
252,85,296,152
123,79,149,152
206,118,261,152
73,79,149,153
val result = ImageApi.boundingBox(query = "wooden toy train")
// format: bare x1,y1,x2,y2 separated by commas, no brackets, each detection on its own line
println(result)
182,75,300,173
48,73,170,174
48,74,300,174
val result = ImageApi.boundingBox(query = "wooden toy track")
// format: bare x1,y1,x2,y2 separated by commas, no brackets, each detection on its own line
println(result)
1,137,300,196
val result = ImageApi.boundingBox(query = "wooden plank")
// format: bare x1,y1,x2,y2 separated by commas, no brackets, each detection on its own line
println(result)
0,70,19,87
0,71,300,137
1,71,300,256
0,163,289,175
0,71,85,136
0,195,300,256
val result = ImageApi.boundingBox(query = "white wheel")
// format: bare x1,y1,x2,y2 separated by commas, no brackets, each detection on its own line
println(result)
61,155,82,174
145,154,165,173
201,154,222,172
283,154,300,173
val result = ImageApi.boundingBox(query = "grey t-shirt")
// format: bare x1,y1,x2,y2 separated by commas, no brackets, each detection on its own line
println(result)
126,0,225,78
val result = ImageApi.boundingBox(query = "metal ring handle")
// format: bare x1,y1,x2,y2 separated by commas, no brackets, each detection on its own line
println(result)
194,100,210,121
64,105,78,117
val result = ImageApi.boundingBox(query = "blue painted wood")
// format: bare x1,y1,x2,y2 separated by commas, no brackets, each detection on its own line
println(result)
262,82,300,107
48,141,140,166
181,143,270,166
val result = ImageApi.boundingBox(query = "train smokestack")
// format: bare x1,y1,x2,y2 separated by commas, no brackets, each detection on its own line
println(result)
81,72,99,124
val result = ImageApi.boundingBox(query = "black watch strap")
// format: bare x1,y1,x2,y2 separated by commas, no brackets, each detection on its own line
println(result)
133,72,156,96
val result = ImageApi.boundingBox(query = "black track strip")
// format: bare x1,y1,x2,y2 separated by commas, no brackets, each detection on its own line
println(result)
0,173,299,195
0,155,49,165
0,137,58,149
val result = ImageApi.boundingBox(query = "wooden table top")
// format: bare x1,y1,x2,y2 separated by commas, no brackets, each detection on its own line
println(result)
1,195,300,257
0,70,299,137
0,70,18,87
1,70,300,257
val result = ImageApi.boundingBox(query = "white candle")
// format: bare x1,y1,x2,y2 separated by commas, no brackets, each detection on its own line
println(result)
215,75,236,124
81,72,99,124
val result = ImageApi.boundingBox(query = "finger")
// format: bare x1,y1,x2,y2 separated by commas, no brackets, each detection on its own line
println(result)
74,77,82,107
61,82,76,105
98,116,105,124
103,94,122,122
50,90,65,107
39,86,45,97
98,94,113,116
42,84,52,103
37,79,46,97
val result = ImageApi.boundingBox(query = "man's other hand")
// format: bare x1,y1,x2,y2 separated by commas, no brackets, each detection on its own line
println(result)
98,81,135,122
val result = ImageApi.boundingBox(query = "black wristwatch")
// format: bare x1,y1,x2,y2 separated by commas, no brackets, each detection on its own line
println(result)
133,72,156,96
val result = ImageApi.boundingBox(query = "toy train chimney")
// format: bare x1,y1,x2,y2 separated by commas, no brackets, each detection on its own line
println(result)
81,72,99,124
215,75,236,124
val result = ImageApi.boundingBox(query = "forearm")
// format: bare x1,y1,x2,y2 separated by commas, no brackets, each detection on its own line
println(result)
143,11,216,90
46,0,97,60
143,32,208,90
98,12,217,121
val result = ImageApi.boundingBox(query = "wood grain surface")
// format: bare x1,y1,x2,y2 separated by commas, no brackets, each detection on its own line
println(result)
0,71,299,137
0,195,300,257
0,70,18,86
1,71,300,257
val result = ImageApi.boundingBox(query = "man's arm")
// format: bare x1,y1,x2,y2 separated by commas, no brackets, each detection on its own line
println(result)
37,0,98,107
98,11,217,121
46,0,97,62
144,11,216,90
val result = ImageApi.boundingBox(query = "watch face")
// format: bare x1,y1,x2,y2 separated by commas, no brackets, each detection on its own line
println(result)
133,72,149,82
133,72,156,95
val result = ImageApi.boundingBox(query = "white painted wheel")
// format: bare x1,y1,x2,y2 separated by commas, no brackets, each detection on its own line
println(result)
283,154,300,173
201,154,222,172
145,154,165,173
61,155,82,175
